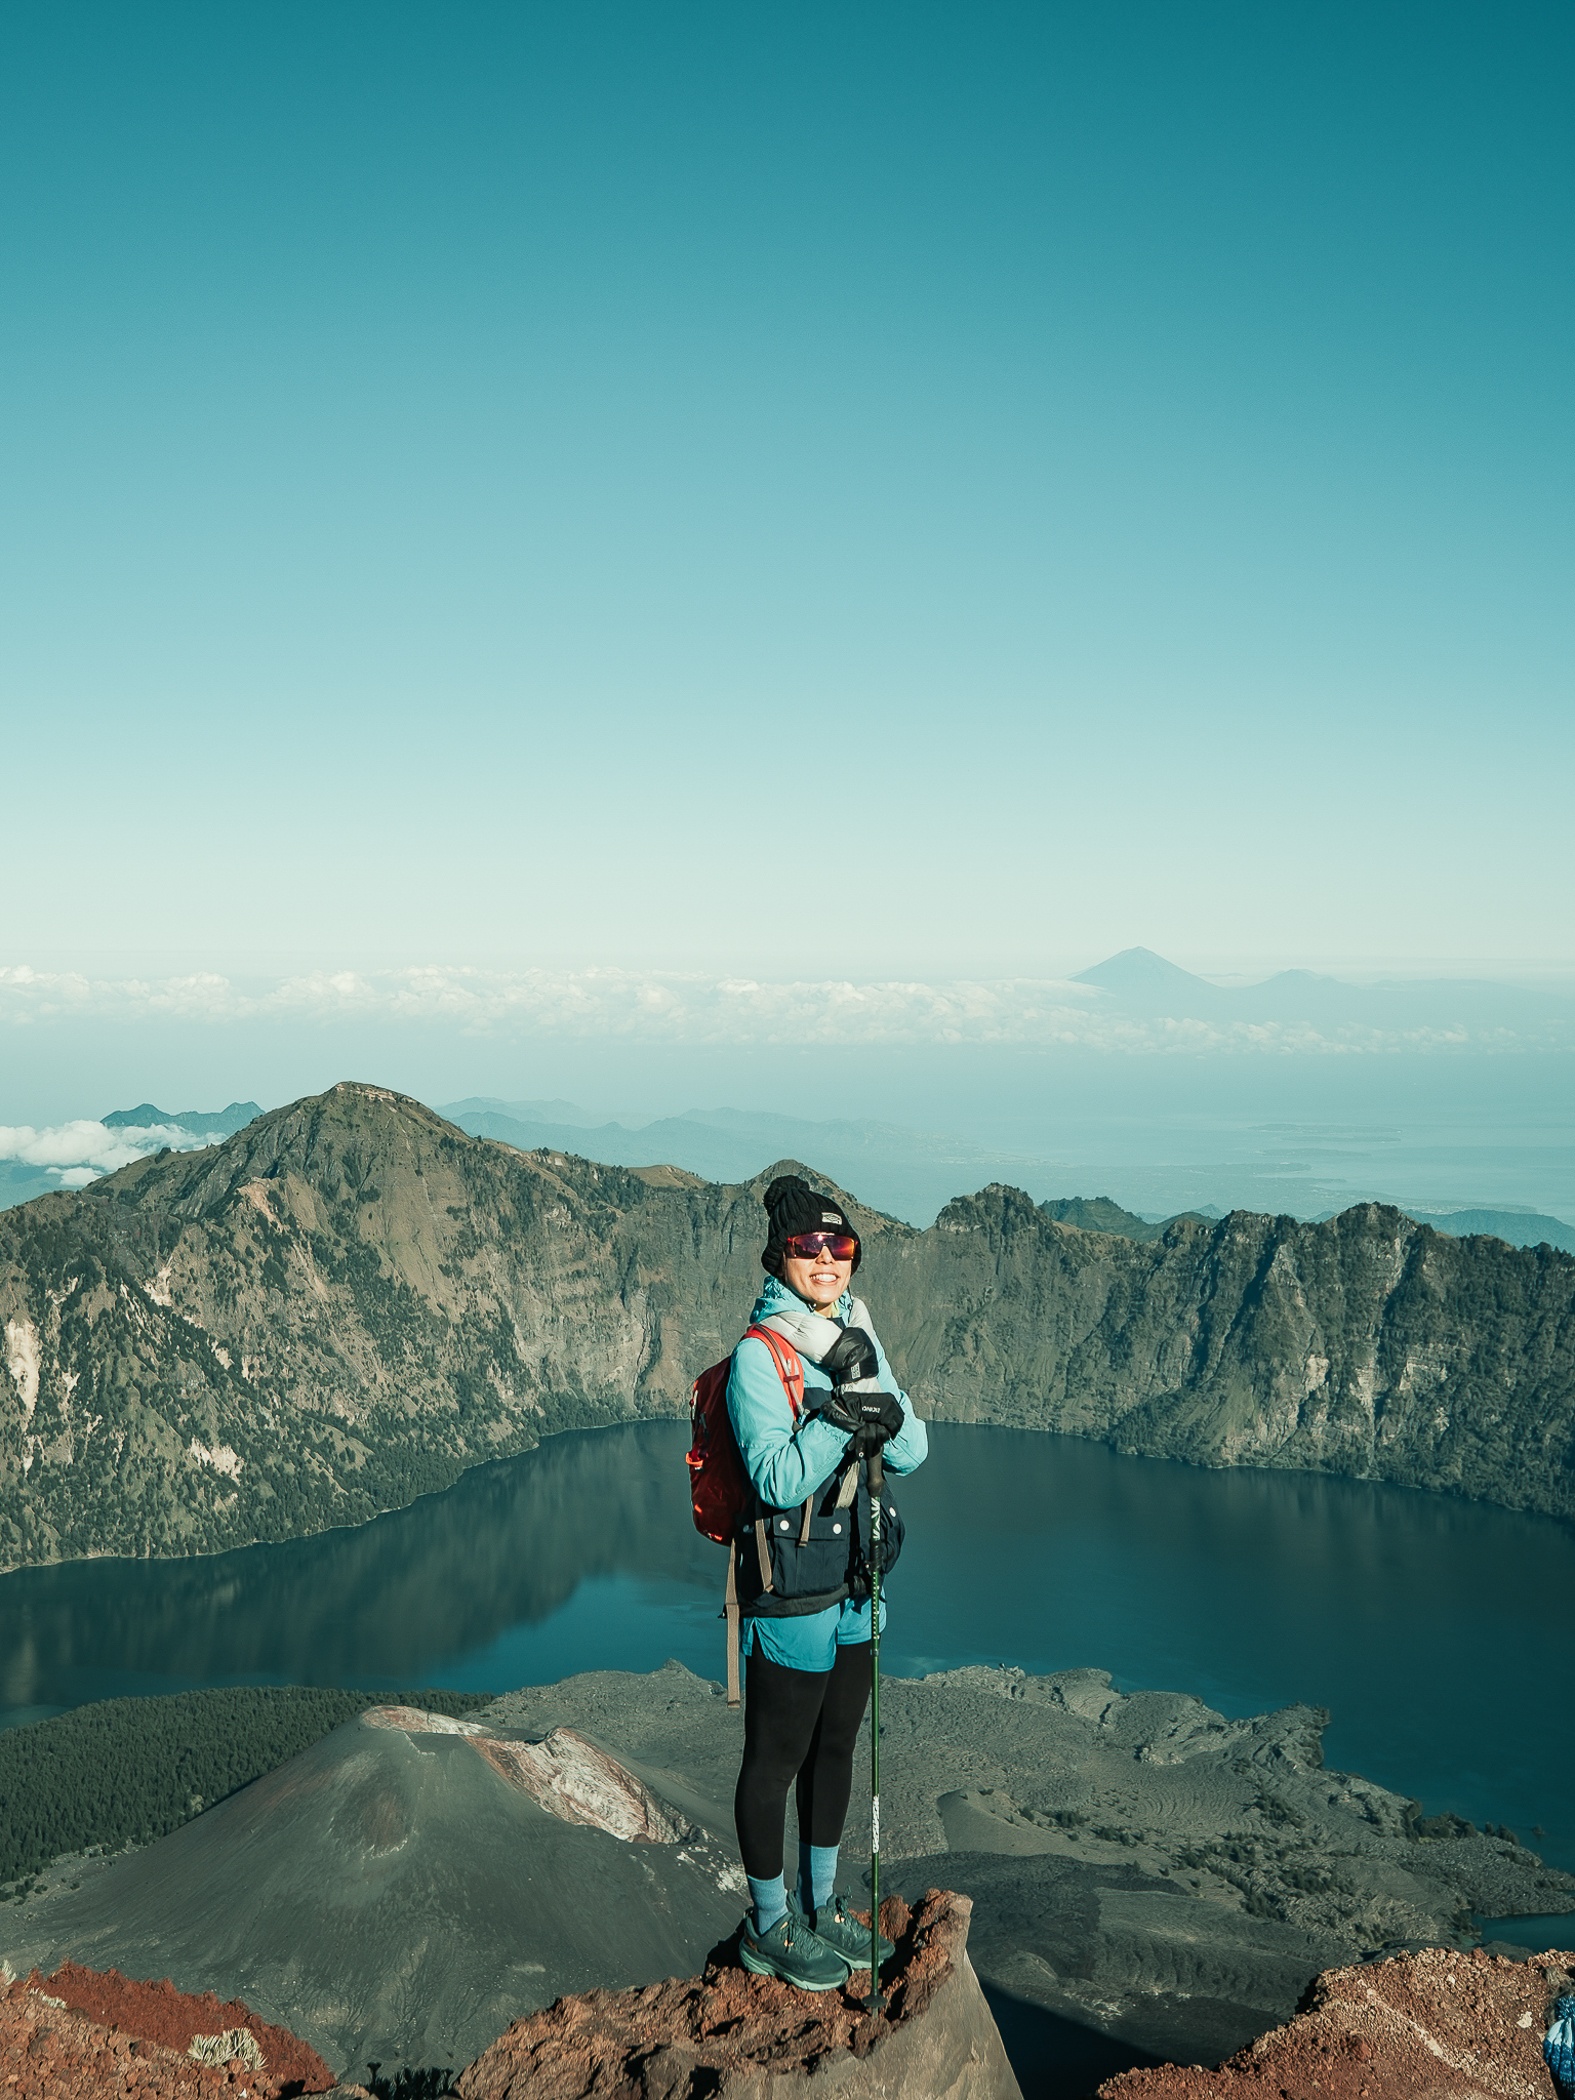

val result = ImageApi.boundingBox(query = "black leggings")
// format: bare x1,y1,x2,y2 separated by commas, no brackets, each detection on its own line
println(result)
734,1642,872,1880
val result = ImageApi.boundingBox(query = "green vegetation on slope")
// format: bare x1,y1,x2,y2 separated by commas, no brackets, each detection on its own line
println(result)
0,1685,494,1890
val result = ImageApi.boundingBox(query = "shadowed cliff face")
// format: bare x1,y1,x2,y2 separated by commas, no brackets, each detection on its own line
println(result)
877,1184,1575,1503
0,1085,771,1567
0,1083,1571,1568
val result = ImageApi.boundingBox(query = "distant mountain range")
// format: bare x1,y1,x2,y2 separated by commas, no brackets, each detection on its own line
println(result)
1075,946,1575,1033
1379,1206,1575,1255
1038,1195,1211,1242
1,1083,1572,1572
5,1082,1570,1253
438,1096,1019,1227
444,1098,1575,1252
1045,1191,1575,1256
103,1102,262,1139
0,1102,261,1212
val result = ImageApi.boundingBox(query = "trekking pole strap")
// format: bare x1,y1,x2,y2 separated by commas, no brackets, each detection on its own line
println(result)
724,1550,742,1708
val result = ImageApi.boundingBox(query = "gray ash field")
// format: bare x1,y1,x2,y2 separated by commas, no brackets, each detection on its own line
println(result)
490,1662,1575,2067
6,1662,1571,2085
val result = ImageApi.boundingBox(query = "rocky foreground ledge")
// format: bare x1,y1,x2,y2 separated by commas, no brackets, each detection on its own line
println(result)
455,1888,1019,2100
0,1960,337,2097
2,1912,1571,2100
1100,1944,1575,2100
0,1893,1018,2100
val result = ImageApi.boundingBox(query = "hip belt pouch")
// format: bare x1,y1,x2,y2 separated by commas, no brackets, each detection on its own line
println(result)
737,1473,903,1616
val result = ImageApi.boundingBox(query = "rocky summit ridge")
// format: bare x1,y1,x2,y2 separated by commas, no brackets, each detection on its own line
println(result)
3,1903,1571,2100
454,1888,1020,2100
0,1890,1022,2100
1100,1943,1575,2100
1,1082,1572,1567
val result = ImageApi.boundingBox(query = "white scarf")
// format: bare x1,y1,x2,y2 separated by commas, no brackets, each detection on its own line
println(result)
757,1296,884,1507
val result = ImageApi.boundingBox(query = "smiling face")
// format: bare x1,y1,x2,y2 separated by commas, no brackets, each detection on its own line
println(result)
779,1234,856,1312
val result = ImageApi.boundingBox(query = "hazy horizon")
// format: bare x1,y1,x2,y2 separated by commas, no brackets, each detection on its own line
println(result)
5,946,1573,1229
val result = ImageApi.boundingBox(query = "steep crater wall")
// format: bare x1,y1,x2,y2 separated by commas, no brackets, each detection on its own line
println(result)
0,1084,1571,1566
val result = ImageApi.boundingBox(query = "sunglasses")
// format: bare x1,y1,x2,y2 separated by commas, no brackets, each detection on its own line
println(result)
783,1231,858,1262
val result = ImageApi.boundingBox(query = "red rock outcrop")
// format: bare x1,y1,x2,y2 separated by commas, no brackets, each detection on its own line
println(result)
363,1705,695,1841
473,1727,695,1842
0,1963,339,2098
361,1704,490,1738
455,1887,1022,2100
1100,1944,1575,2100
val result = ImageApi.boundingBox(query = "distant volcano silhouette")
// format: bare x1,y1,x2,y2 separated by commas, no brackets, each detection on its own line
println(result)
1075,948,1219,1004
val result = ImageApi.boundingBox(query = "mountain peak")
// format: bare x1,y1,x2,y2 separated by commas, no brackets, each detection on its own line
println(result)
1074,948,1218,999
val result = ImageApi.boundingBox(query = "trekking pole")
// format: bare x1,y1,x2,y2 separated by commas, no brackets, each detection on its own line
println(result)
865,1434,884,2015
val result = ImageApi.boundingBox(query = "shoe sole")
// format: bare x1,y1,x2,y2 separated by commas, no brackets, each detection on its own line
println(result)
739,1942,851,1990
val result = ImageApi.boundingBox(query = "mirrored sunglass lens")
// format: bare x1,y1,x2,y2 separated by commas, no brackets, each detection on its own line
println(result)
786,1232,855,1259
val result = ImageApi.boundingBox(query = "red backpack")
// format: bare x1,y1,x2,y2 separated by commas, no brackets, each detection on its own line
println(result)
687,1325,803,1704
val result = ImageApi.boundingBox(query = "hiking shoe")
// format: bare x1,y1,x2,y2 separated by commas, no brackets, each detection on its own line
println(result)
792,1890,895,1969
738,1907,851,1991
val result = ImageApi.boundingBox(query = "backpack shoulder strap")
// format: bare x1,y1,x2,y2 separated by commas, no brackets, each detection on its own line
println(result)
742,1324,804,1418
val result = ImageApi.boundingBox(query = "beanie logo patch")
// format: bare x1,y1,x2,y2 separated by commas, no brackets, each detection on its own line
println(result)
822,1212,842,1224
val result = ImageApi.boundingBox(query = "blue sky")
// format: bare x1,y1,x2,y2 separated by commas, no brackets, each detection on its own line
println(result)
4,0,1571,985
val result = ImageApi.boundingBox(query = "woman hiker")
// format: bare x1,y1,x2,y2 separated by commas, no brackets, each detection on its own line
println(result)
728,1174,928,1990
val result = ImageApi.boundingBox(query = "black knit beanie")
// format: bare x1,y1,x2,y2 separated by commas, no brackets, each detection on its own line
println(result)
760,1174,861,1277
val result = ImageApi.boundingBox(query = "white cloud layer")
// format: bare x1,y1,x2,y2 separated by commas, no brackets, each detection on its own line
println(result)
0,1117,217,1187
0,963,1570,1054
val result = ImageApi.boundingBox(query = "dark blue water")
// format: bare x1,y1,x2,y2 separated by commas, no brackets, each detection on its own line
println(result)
2,1423,1571,1877
1474,1913,1575,1951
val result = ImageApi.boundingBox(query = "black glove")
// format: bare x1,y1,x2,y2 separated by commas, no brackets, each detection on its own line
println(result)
815,1390,905,1445
850,1392,905,1450
811,1388,904,1442
821,1327,878,1386
813,1329,898,1445
811,1388,862,1434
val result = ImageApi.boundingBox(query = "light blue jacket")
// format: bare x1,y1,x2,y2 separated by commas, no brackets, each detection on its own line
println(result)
726,1274,929,1509
726,1273,927,1670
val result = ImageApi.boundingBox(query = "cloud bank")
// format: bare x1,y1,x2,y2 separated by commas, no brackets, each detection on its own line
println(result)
0,1115,219,1190
1,963,1570,1055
